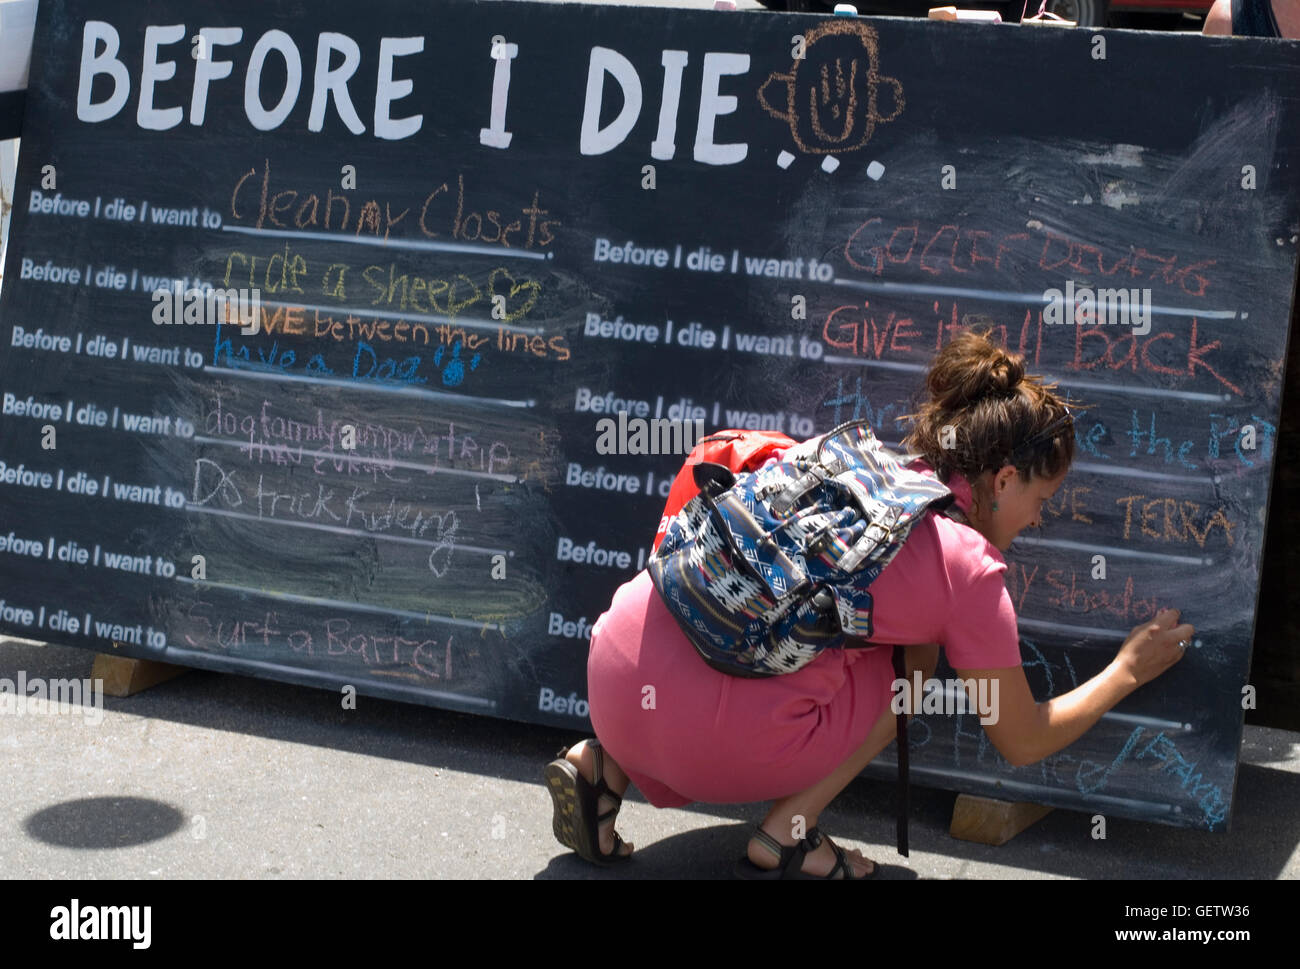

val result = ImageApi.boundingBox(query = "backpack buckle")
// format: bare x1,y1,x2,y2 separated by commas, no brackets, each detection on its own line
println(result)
837,506,903,573
693,461,736,498
806,527,834,556
809,587,837,613
770,467,825,517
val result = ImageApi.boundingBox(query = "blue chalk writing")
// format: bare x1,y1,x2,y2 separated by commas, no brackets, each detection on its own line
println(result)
819,376,899,433
1208,413,1275,467
1126,411,1198,470
1133,729,1228,829
211,319,483,389
1075,724,1145,795
1077,420,1112,459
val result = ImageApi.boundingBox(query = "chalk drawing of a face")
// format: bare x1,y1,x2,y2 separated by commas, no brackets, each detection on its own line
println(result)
758,20,904,155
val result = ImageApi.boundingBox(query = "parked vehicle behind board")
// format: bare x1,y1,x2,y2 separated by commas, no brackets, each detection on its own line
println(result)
755,0,1213,29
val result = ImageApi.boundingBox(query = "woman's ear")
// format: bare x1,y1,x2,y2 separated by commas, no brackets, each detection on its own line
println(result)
992,464,1020,498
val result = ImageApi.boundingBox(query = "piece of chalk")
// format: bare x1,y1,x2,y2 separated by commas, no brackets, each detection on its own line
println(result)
928,6,1003,20
713,0,737,9
834,3,858,14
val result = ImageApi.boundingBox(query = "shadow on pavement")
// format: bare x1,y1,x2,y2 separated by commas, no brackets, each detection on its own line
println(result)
24,796,187,849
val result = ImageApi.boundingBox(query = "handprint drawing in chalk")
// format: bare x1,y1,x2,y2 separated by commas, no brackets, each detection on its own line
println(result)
759,20,904,175
435,340,481,387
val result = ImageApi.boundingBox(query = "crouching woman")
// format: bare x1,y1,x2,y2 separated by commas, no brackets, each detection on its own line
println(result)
545,330,1192,878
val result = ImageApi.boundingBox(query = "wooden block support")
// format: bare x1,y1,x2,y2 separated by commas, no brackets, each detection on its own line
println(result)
91,651,189,697
949,793,1053,846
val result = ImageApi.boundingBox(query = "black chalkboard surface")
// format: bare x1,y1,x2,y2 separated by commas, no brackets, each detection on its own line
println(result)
1,0,1298,833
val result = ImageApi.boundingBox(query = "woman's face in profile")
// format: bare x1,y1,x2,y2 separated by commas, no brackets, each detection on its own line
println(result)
986,466,1069,552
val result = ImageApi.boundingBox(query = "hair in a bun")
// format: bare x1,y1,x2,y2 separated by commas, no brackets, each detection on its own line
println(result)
925,337,1025,410
903,328,1074,483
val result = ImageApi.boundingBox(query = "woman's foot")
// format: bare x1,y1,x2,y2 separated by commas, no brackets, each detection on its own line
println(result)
565,740,634,859
746,823,875,878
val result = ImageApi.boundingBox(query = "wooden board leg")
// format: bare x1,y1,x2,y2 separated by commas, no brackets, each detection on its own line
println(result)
949,793,1053,846
91,651,189,697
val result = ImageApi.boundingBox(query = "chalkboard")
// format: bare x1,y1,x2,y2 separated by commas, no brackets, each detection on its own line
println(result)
1,0,1297,833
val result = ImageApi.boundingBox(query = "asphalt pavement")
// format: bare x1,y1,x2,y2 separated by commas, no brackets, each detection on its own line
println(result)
2,635,1297,880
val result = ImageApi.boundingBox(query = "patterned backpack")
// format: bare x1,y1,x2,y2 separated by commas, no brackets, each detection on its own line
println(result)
647,419,955,678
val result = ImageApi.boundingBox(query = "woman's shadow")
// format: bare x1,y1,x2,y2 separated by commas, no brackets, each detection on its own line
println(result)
535,815,922,880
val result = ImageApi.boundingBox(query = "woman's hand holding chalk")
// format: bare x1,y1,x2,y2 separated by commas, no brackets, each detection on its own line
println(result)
1116,608,1196,687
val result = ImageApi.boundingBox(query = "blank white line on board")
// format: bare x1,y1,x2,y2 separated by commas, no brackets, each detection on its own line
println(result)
221,223,551,261
257,297,542,337
186,505,514,558
1011,535,1209,565
831,275,1239,320
173,575,505,632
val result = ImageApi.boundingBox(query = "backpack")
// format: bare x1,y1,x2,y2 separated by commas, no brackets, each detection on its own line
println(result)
647,419,955,679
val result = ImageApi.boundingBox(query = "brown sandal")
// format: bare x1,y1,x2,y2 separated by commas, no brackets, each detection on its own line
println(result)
734,825,877,879
543,738,632,865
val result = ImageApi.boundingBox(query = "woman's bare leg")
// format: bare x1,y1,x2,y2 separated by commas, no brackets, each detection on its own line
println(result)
561,644,940,869
748,644,940,877
564,740,634,857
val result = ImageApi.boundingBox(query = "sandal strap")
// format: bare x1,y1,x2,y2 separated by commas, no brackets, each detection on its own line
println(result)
752,825,865,879
752,825,822,878
607,830,627,858
556,742,623,810
751,826,787,859
594,782,621,806
823,839,852,880
784,828,821,878
588,738,623,808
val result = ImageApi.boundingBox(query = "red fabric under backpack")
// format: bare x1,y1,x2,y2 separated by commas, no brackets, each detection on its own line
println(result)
651,429,797,552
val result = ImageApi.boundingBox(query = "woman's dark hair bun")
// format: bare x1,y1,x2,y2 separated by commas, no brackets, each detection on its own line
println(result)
926,333,1026,411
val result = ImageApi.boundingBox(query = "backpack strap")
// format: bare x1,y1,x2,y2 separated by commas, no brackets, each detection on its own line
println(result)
1232,0,1283,37
942,503,971,526
892,643,910,858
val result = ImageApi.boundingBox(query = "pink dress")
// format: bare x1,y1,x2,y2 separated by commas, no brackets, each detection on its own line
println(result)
585,461,1023,808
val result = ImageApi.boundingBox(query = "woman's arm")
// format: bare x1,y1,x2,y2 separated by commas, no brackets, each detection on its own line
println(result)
954,608,1193,767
